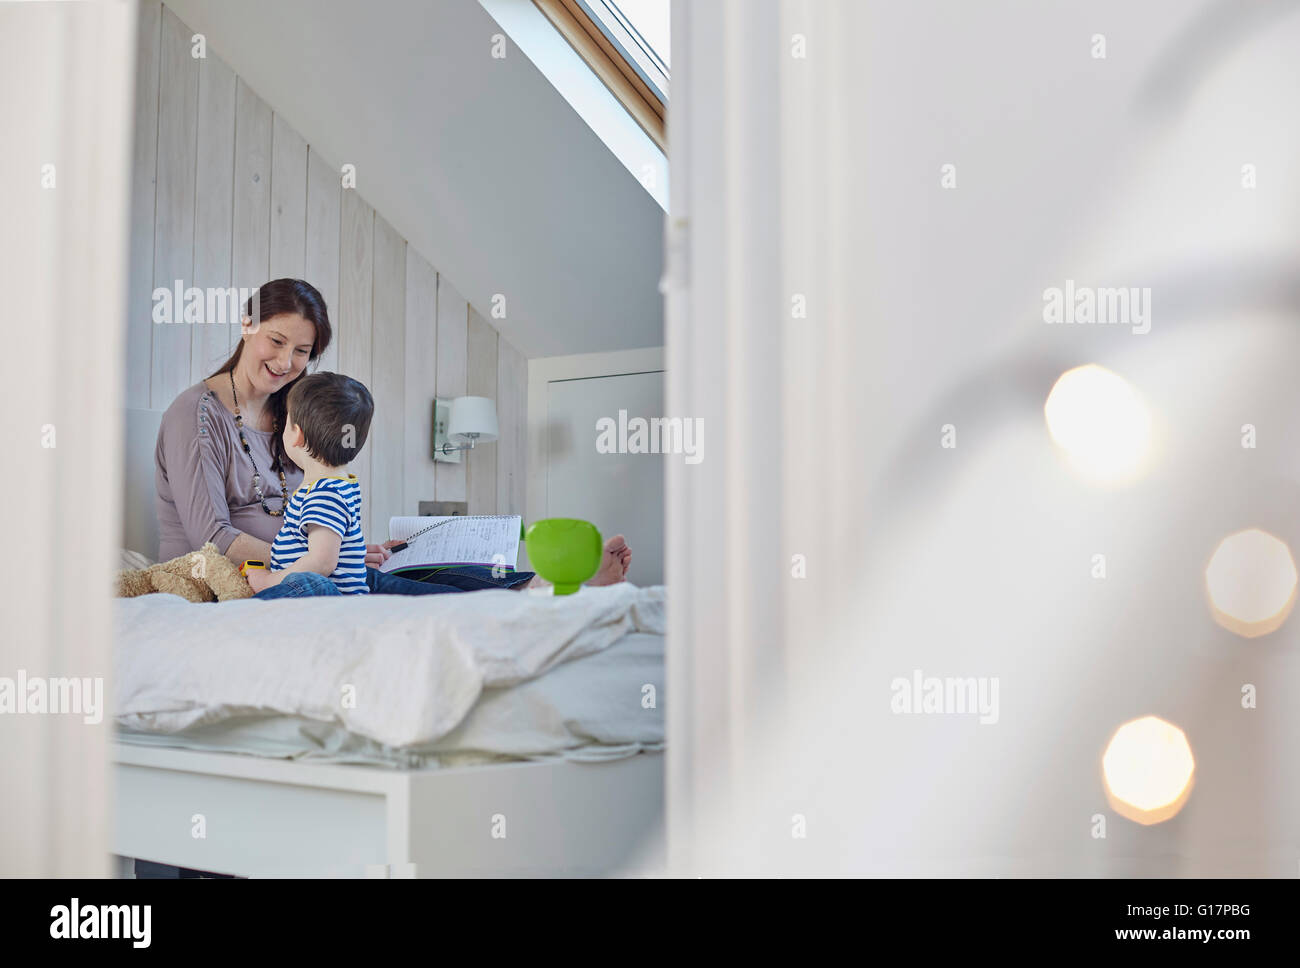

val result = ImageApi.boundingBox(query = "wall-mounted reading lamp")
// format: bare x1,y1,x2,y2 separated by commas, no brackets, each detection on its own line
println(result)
433,396,498,463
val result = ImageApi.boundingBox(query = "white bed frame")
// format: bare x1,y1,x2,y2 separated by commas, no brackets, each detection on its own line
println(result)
118,408,666,877
114,744,664,877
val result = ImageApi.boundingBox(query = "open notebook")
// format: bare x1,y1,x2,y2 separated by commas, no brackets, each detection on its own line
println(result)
378,515,522,574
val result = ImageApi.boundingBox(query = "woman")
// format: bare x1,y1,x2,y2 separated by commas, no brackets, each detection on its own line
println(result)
155,279,632,598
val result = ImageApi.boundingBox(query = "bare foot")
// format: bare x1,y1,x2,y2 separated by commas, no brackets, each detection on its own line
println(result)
586,534,631,586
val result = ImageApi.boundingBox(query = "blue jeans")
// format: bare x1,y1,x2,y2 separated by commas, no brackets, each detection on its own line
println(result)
252,566,534,600
368,565,535,595
252,572,340,600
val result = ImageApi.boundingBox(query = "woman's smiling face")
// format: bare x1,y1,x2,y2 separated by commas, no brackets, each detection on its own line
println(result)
241,312,316,393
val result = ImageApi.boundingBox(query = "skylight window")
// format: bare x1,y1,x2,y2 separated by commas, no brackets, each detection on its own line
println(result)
582,0,670,98
533,0,668,150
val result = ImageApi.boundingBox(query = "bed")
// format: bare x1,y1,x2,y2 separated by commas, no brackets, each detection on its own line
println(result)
115,408,666,877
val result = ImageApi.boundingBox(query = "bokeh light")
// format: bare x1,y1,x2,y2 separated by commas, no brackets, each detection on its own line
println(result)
1044,364,1152,483
1102,715,1195,825
1205,528,1298,638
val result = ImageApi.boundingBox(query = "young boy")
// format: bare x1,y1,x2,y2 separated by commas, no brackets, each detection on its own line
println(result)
245,372,373,596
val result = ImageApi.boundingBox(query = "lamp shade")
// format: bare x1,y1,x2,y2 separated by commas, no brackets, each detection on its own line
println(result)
447,395,498,442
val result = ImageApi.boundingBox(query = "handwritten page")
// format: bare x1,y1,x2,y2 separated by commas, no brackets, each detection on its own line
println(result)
379,515,521,573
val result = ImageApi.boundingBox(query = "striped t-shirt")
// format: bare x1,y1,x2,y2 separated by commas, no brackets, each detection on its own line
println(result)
269,474,369,595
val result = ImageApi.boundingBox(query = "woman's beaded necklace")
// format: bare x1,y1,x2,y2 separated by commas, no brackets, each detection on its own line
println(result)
229,369,289,516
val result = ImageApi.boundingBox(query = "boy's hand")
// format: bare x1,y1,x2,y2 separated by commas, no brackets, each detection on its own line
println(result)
245,568,273,594
364,539,402,568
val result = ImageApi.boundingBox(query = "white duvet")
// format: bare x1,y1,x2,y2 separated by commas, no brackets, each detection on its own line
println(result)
114,583,665,749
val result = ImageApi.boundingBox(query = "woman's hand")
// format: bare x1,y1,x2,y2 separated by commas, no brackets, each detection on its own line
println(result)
364,539,403,568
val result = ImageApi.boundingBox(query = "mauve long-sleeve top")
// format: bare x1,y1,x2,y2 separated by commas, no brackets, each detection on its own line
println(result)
155,381,304,561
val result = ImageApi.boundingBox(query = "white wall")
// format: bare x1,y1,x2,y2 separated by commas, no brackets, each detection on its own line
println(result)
129,2,529,541
161,0,665,359
667,0,1300,875
1,0,136,876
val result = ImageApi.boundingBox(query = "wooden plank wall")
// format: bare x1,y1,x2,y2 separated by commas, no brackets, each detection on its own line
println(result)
496,338,528,518
336,187,374,532
191,45,235,382
150,5,197,407
128,1,527,543
433,274,468,506
305,147,340,376
370,215,407,534
403,247,438,515
467,309,498,517
125,1,160,410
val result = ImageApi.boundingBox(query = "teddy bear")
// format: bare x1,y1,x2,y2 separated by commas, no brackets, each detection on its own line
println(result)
114,542,254,603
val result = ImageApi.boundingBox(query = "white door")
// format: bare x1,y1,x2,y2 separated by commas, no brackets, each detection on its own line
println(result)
545,370,665,586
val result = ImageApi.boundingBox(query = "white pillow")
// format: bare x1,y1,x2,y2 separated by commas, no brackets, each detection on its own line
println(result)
120,548,155,571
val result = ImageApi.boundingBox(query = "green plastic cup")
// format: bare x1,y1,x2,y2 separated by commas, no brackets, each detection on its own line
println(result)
524,518,602,595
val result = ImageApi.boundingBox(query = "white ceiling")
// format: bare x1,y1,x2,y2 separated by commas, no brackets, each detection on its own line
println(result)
164,0,665,359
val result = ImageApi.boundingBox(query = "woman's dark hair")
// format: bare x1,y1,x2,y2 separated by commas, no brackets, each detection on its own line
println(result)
209,278,332,470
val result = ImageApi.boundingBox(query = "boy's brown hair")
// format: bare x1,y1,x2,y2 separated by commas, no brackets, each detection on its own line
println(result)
285,372,373,467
